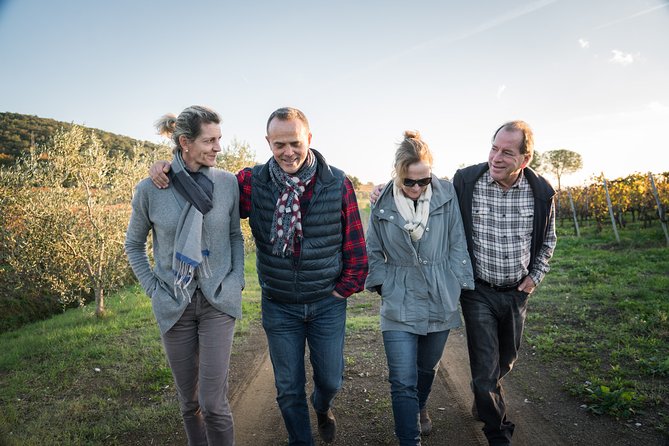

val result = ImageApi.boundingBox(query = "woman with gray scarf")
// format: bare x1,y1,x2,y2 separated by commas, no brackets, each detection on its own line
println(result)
125,105,244,445
365,131,474,446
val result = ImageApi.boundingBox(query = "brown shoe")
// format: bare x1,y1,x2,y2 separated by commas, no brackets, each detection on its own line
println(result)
471,401,481,421
317,409,336,443
419,408,432,436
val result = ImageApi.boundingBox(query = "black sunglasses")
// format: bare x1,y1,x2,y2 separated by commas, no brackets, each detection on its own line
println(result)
402,177,432,187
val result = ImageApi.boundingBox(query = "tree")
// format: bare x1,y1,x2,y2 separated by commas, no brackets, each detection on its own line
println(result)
0,126,161,316
542,149,583,191
216,138,257,253
217,138,256,174
529,149,543,172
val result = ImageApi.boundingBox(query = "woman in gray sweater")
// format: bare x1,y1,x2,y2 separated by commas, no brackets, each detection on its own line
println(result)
365,131,473,446
125,106,244,445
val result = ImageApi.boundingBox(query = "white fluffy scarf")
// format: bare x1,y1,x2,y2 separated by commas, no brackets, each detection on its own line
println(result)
393,182,432,241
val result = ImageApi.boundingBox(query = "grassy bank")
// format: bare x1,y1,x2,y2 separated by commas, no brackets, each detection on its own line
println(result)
0,254,260,446
526,221,669,431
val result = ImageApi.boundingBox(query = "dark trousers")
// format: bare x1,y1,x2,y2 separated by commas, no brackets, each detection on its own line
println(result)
460,284,529,446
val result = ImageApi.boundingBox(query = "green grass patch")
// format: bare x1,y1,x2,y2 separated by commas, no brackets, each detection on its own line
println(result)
346,293,379,332
526,221,669,427
0,253,263,445
0,285,180,445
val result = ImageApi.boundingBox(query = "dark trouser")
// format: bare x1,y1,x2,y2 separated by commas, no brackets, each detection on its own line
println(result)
161,290,236,446
460,284,529,446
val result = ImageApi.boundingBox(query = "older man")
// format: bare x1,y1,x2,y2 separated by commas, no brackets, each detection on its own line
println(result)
453,120,556,446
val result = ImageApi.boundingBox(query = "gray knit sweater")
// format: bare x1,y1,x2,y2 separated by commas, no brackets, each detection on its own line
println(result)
125,167,244,335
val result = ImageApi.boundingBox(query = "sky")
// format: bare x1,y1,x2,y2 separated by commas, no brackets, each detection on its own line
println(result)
1,0,668,187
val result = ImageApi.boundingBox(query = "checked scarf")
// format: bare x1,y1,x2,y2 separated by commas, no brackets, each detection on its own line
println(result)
268,150,317,257
168,151,214,300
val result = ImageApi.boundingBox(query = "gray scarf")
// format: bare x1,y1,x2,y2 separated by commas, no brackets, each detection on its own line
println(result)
169,152,214,299
268,150,317,257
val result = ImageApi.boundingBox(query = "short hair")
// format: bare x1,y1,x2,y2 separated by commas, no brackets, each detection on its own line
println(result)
492,120,534,157
266,107,310,133
393,130,433,186
154,105,221,153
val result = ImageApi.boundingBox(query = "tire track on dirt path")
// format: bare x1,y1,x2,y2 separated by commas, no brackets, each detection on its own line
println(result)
229,335,288,446
230,348,288,445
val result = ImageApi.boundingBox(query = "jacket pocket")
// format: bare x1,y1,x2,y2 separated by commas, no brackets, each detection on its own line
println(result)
380,271,418,323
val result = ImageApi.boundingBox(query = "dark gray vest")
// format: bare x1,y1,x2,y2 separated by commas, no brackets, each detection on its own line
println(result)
249,150,345,303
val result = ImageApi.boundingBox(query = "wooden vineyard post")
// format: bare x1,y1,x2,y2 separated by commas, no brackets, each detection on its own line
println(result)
648,172,669,247
567,188,580,237
602,176,620,243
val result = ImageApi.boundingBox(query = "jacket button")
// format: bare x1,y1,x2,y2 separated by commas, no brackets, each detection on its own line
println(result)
390,216,394,220
462,259,467,264
380,209,385,213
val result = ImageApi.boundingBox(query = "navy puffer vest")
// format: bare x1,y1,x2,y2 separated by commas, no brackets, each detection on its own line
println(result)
249,149,345,303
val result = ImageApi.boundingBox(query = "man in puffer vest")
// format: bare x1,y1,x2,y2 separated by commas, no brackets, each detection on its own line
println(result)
243,107,368,445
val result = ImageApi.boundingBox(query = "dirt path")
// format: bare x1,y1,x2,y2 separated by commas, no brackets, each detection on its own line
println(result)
229,348,287,444
229,322,667,446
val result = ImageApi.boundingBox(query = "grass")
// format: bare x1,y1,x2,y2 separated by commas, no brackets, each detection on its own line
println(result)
2,219,668,442
0,254,260,446
346,296,379,332
525,220,669,429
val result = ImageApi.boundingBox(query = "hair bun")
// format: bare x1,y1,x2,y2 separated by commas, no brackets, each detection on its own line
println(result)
403,130,421,140
154,113,177,138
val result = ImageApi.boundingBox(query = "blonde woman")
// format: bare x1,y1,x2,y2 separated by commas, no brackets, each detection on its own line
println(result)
365,131,473,446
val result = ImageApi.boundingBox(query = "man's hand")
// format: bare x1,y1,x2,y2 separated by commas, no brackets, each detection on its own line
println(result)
518,276,536,294
149,161,171,189
369,184,384,205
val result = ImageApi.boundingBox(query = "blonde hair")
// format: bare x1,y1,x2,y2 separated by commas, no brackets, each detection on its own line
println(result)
154,105,221,154
392,130,433,186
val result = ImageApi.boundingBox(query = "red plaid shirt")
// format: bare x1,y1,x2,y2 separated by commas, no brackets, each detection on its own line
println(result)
237,166,368,298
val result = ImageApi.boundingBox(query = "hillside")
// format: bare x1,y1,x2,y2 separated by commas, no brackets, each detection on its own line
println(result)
0,112,161,165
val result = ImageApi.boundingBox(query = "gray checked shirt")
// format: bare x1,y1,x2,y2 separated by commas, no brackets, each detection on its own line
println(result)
472,170,556,287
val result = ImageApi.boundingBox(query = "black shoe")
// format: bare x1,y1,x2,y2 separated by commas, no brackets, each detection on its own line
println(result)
317,409,336,443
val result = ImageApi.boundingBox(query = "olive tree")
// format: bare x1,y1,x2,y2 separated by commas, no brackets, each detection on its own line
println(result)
216,138,257,253
0,126,165,316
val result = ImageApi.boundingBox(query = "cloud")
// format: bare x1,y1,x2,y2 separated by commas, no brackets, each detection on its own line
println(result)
594,3,669,30
578,38,590,49
496,85,507,99
609,50,635,66
648,101,669,113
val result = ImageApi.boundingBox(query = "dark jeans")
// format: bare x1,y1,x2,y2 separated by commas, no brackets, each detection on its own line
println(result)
460,284,529,446
382,330,450,446
261,295,347,446
161,290,236,446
